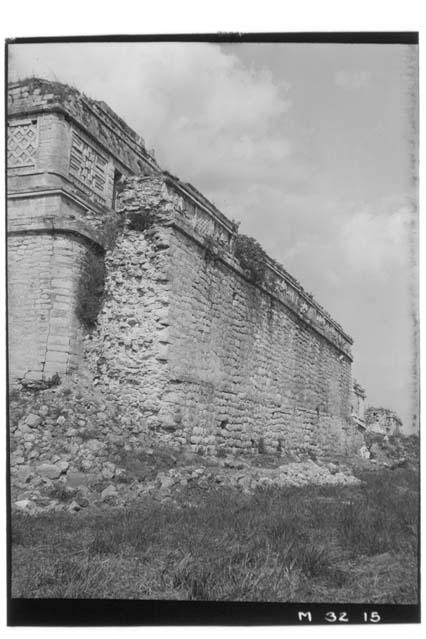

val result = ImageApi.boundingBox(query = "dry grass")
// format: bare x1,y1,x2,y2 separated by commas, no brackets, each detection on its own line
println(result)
11,467,418,602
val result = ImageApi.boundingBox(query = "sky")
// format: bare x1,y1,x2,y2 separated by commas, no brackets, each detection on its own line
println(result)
8,41,419,432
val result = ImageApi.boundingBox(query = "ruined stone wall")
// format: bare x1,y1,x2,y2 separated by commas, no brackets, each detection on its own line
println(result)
84,175,358,456
8,80,360,457
83,225,173,442
163,228,353,456
7,189,105,383
7,77,157,384
8,78,159,182
351,381,366,423
7,232,88,381
365,408,402,436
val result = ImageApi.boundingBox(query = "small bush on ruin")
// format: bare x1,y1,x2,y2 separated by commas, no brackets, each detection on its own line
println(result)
234,234,267,285
76,251,105,330
45,372,61,387
20,372,61,392
102,215,125,250
203,237,219,264
126,210,156,232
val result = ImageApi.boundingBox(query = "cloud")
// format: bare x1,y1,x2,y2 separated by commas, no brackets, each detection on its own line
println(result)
338,205,411,276
9,42,291,190
335,70,371,89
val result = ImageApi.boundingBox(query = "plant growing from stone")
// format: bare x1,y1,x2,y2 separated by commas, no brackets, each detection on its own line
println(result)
234,234,267,285
76,251,105,329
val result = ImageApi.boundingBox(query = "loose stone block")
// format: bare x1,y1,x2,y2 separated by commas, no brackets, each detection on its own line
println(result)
37,463,62,479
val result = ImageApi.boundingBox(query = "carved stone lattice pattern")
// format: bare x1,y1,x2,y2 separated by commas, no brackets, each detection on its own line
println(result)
7,120,38,168
193,210,215,236
69,132,107,196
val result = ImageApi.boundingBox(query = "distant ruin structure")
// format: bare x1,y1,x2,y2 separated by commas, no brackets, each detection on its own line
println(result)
365,407,402,436
351,380,366,430
7,78,363,456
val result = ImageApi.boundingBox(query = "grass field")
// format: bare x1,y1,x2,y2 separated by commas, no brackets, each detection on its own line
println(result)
11,467,419,602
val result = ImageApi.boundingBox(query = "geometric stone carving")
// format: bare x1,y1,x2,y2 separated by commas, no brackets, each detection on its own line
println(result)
69,131,107,196
7,119,38,168
193,209,215,236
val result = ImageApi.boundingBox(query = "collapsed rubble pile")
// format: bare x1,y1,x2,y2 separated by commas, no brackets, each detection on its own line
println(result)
13,458,361,516
363,430,419,469
9,382,414,515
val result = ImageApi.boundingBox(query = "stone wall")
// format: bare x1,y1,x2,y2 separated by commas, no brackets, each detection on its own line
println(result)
83,223,173,442
351,380,367,433
8,79,361,458
7,78,145,383
8,78,159,182
7,179,107,384
164,225,353,457
82,175,358,456
365,407,402,436
7,231,91,382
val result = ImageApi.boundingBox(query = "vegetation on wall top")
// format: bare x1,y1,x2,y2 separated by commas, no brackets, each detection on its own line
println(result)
234,234,268,285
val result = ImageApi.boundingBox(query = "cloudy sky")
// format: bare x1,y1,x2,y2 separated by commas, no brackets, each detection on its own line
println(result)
8,41,419,431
